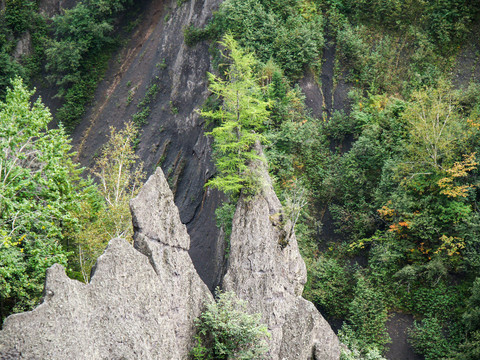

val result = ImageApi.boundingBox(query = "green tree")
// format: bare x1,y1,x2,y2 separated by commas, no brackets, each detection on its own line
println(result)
192,289,270,359
339,273,390,353
0,78,89,321
73,122,145,282
455,278,480,359
201,34,271,196
401,81,468,174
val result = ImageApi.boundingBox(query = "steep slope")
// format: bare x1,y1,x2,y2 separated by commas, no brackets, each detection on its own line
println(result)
70,0,225,290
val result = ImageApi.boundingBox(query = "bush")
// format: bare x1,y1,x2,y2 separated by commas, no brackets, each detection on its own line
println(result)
303,256,353,318
408,317,453,360
341,274,390,352
192,289,270,359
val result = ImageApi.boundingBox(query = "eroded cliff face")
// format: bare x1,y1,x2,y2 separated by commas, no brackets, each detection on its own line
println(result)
69,0,225,291
0,166,340,359
0,168,212,359
223,154,341,360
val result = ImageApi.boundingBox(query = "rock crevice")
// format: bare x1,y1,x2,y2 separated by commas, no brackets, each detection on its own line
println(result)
0,168,212,359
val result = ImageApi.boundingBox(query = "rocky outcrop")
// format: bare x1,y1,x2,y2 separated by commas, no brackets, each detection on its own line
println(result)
0,164,340,359
12,32,32,60
223,154,341,359
0,168,212,359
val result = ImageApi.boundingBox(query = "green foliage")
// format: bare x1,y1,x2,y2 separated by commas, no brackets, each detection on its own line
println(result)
408,317,454,360
303,256,353,318
201,35,270,197
73,122,145,282
0,78,90,320
44,0,133,130
186,0,324,79
214,202,236,257
55,49,112,131
4,0,37,35
453,278,480,359
184,24,212,47
192,289,270,359
0,49,25,98
339,326,386,360
340,274,391,352
130,81,159,126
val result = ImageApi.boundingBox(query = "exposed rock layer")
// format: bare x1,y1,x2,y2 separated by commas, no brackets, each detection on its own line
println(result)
69,0,225,290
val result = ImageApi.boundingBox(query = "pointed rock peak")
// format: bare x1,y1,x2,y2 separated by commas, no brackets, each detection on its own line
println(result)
223,145,341,359
0,233,212,359
130,167,190,250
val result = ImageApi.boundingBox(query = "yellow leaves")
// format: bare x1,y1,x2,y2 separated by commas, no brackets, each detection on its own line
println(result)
299,0,318,21
467,118,480,129
348,240,365,251
438,152,478,197
2,233,26,248
377,201,395,221
435,235,465,257
369,94,388,111
446,152,477,177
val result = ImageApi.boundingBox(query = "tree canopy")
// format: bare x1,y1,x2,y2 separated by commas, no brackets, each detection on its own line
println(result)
0,78,90,320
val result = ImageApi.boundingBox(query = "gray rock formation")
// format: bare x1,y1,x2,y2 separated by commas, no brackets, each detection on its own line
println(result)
0,165,340,359
223,154,341,360
13,32,32,60
0,168,212,359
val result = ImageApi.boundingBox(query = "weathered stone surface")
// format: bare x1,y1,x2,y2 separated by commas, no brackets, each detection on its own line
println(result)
130,167,213,355
0,164,340,359
38,0,77,17
13,32,32,60
223,152,341,360
0,168,212,359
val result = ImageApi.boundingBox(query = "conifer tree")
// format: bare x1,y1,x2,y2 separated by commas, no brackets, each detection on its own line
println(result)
201,34,271,196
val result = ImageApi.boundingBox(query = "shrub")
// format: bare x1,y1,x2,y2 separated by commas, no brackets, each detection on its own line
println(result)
192,289,270,359
303,256,353,318
408,317,453,360
340,273,390,352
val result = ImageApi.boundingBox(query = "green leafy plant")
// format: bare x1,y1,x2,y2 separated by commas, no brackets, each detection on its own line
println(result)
73,121,145,282
339,273,390,353
0,78,90,321
192,289,270,359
